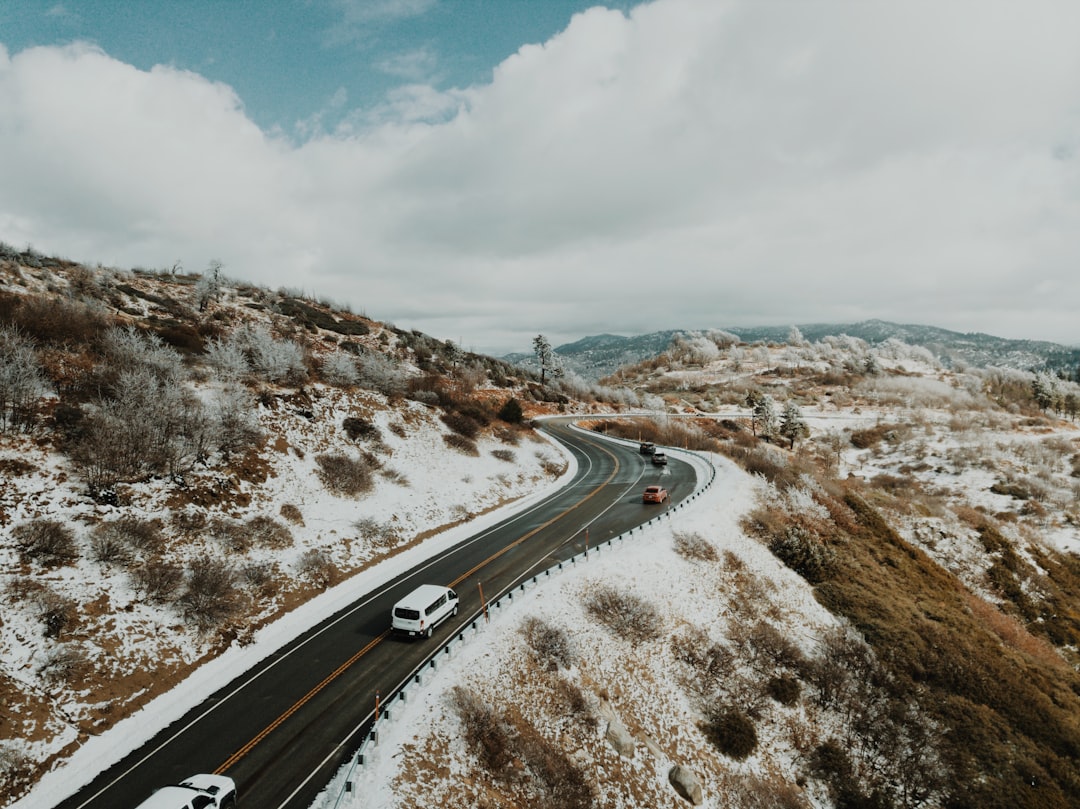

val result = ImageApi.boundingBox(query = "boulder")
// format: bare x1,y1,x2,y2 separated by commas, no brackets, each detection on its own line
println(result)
605,719,636,758
668,764,704,805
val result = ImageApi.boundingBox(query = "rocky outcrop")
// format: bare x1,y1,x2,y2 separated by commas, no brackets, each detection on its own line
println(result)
668,764,704,805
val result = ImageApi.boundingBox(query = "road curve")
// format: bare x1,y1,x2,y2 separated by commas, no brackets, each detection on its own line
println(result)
54,420,698,809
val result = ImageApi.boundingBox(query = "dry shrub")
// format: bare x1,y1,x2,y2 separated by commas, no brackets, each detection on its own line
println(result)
92,516,164,556
491,448,516,463
583,584,662,644
965,592,1063,668
443,433,479,456
279,503,304,525
850,423,903,450
245,515,293,549
450,686,513,772
441,411,481,439
179,558,242,633
132,559,184,603
552,676,596,729
315,452,374,496
12,519,78,567
520,616,575,669
36,643,90,684
767,675,802,706
342,416,381,442
700,705,758,760
296,549,338,589
673,530,718,562
768,526,836,584
505,709,596,809
352,518,403,550
30,586,78,639
240,560,279,598
670,625,735,698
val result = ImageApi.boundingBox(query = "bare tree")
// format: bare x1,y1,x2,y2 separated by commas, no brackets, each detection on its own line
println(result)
0,326,45,432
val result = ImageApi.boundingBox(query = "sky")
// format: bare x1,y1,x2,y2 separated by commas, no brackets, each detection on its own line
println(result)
1,0,1079,355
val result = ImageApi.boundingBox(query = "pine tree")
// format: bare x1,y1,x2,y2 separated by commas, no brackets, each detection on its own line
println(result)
533,334,557,386
780,401,808,449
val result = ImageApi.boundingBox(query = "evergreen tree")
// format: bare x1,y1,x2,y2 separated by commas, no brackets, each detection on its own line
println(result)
533,334,560,386
498,397,524,424
780,401,808,449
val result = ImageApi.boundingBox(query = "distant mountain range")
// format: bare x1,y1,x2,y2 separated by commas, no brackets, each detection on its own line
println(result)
504,320,1080,380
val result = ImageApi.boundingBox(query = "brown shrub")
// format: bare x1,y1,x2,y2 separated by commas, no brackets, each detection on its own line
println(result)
315,453,374,497
245,515,293,549
673,531,719,562
12,519,78,567
700,705,758,760
443,433,479,456
520,616,575,669
450,686,513,772
583,584,663,644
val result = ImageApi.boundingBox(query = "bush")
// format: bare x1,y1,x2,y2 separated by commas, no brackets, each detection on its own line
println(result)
767,675,802,705
315,453,374,497
700,706,758,760
491,448,516,463
36,643,90,684
178,558,241,633
33,587,78,638
297,549,338,589
498,397,524,423
279,503,304,525
769,526,836,584
132,559,184,603
673,531,719,561
13,519,78,567
450,686,513,772
342,416,381,442
93,516,164,556
583,584,663,644
443,433,479,456
245,515,293,549
520,616,575,669
442,411,481,439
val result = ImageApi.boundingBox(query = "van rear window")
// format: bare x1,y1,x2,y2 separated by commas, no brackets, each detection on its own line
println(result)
394,608,420,620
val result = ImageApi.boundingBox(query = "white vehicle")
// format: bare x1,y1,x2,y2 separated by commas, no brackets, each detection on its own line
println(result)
392,584,459,638
133,773,237,809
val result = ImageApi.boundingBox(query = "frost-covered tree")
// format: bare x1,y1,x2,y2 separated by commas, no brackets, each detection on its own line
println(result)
214,384,261,456
1032,372,1058,412
204,335,249,381
780,401,808,449
194,260,224,312
533,334,558,386
749,393,778,441
102,326,184,384
238,324,307,384
321,351,359,386
357,351,406,396
0,327,44,432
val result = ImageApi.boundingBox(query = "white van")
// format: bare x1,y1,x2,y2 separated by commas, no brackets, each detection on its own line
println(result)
133,774,237,809
392,584,459,638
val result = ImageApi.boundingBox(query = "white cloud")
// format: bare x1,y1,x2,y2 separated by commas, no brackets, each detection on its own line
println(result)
3,0,1080,353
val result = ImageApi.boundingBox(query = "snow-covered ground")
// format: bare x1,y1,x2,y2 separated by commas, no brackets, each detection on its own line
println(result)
4,407,576,809
315,448,844,809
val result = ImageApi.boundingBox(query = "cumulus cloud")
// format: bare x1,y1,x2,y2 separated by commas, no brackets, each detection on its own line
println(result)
2,0,1080,353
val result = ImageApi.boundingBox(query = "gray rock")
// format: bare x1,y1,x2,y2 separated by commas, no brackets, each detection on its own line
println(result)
668,764,704,805
605,719,636,758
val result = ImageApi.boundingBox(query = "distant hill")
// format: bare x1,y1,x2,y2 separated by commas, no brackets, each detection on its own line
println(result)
504,320,1080,380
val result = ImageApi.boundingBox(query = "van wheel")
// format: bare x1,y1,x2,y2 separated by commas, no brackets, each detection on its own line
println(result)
453,605,458,616
425,626,432,638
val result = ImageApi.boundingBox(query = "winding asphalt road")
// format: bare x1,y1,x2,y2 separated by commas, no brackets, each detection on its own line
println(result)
54,419,698,809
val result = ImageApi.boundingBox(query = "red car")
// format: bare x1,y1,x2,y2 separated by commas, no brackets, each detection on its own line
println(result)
642,485,670,504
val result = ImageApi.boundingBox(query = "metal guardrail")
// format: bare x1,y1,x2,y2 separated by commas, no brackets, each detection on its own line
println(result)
322,442,717,809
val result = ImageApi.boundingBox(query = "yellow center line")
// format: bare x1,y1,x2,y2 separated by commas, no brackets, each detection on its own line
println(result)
216,427,619,775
